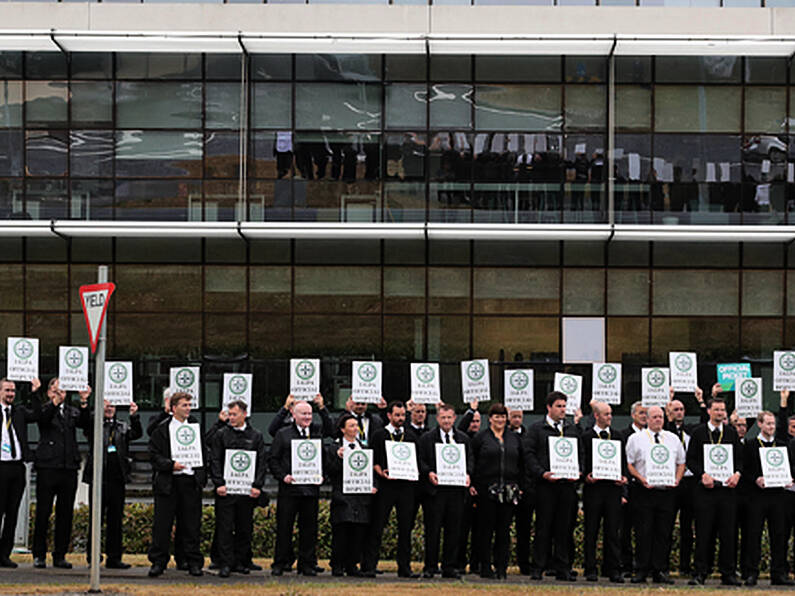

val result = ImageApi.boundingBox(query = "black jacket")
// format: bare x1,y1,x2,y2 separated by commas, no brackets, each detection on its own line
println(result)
324,438,373,525
686,423,743,485
581,426,628,481
268,423,326,497
471,427,524,493
269,407,335,440
418,427,472,496
457,409,479,438
209,423,267,491
82,414,143,484
35,400,91,470
146,410,170,437
370,425,419,490
2,398,40,462
148,415,207,495
523,418,582,483
743,435,788,493
335,410,385,445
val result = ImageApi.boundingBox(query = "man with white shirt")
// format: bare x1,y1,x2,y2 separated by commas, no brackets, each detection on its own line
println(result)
619,401,647,576
147,392,206,578
686,396,743,586
626,405,685,584
0,377,40,568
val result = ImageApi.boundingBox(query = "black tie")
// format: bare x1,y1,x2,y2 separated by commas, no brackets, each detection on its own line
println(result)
301,428,307,439
711,429,721,444
5,408,16,460
348,442,356,450
445,432,451,444
393,431,402,442
765,441,774,448
599,430,608,440
654,432,660,444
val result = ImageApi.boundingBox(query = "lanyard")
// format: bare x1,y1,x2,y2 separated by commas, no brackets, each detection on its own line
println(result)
3,409,11,432
708,426,724,445
645,429,662,444
757,437,773,448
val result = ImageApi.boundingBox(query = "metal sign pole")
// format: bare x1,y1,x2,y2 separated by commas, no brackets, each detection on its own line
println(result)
88,265,108,593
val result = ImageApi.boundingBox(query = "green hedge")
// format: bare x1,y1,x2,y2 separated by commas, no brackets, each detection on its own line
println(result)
30,502,782,571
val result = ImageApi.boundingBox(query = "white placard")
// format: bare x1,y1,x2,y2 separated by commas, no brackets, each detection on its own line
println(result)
762,159,771,174
591,438,622,481
276,131,293,153
773,351,795,391
554,372,582,416
504,369,534,411
645,442,676,487
222,373,253,412
549,436,580,480
224,449,256,495
662,162,674,183
169,422,203,469
705,163,716,183
169,366,200,409
384,440,419,481
104,361,133,406
562,317,605,364
703,443,734,484
461,359,491,402
735,377,762,419
351,361,382,404
575,143,586,154
641,367,670,407
6,337,39,382
669,352,698,392
760,447,793,488
653,157,665,177
290,358,320,399
720,162,731,182
343,448,373,494
58,346,89,392
592,363,622,405
788,163,794,183
410,363,441,405
290,438,323,485
755,184,770,206
628,153,641,180
435,442,467,487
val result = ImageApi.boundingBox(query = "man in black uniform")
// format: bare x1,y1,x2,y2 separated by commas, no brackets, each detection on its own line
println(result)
0,377,40,568
686,396,743,586
619,401,647,576
507,408,533,575
32,378,91,569
456,401,481,575
340,397,385,447
418,403,471,579
148,392,206,578
525,391,582,581
83,399,142,568
362,400,420,578
209,400,267,578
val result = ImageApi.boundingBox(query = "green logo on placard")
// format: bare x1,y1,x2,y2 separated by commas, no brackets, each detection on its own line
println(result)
297,440,317,462
441,444,461,465
598,365,617,385
64,348,83,370
779,352,795,372
466,361,485,382
650,444,669,465
108,363,128,384
357,363,378,383
766,449,784,468
554,438,573,458
230,450,251,473
228,375,248,395
597,441,617,460
708,445,729,467
559,375,578,395
416,364,435,384
296,360,315,380
647,368,666,388
175,368,195,389
509,371,530,391
674,353,693,372
392,443,411,461
13,339,33,361
348,450,369,472
176,425,196,446
740,379,757,399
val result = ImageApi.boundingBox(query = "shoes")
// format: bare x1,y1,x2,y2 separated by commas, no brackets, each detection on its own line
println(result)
360,570,376,578
653,572,674,584
300,568,317,577
232,565,250,574
721,575,740,586
422,571,434,578
176,562,189,571
52,559,72,569
375,568,384,575
609,574,625,584
314,565,325,574
519,566,531,576
442,570,461,579
744,574,758,586
247,562,263,571
772,576,795,586
631,575,647,584
530,570,543,580
689,574,706,585
556,571,576,581
105,560,131,569
208,562,219,570
479,569,495,579
218,566,231,578
331,569,344,577
0,558,17,568
188,566,203,577
585,573,598,581
495,570,507,580
398,570,420,578
148,564,165,577
271,567,284,576
346,570,362,577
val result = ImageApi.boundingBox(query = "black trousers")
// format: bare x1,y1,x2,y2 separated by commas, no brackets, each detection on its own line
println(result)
745,489,789,578
273,494,318,573
735,489,751,578
330,522,366,574
533,480,577,573
693,486,736,578
148,476,203,568
673,476,695,572
512,489,534,571
33,467,77,559
0,462,25,560
456,495,480,572
477,496,514,574
87,479,126,562
634,487,675,576
424,487,465,574
620,484,638,573
583,482,622,577
786,491,795,574
363,481,415,574
215,494,255,569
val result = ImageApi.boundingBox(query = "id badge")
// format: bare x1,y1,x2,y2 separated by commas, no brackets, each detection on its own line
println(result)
107,445,117,453
1,443,10,454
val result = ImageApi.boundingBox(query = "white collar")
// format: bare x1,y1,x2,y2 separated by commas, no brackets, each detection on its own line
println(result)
760,433,775,443
632,423,643,433
385,423,400,434
593,424,609,435
707,421,723,433
546,415,561,428
232,423,247,432
439,428,453,441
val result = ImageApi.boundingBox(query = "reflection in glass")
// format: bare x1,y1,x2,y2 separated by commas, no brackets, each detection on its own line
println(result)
744,87,786,134
294,266,380,312
295,83,380,130
71,131,113,178
116,53,202,80
205,132,240,178
70,53,112,80
562,134,605,222
0,130,23,176
115,179,201,221
655,56,741,83
26,130,68,176
429,84,472,128
252,83,292,128
296,54,381,81
0,81,22,127
616,85,651,130
116,82,202,128
25,81,68,127
429,132,471,222
385,181,425,223
25,179,68,220
116,131,203,178
475,85,562,131
205,83,241,129
614,134,652,223
70,179,113,220
385,132,425,181
655,86,741,133
385,84,426,129
475,56,561,83
71,81,113,126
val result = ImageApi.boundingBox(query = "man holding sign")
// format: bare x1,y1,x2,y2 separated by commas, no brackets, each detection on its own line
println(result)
625,406,685,584
418,404,471,579
209,400,267,579
742,411,794,586
147,392,206,578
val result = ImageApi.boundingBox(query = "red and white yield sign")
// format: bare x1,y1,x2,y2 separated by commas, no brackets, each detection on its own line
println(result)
79,283,116,354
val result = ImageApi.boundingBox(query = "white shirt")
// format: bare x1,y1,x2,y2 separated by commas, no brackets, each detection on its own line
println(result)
631,423,644,434
546,416,563,433
385,424,403,437
626,429,686,488
439,428,455,444
707,421,724,434
232,423,247,432
354,414,370,439
170,417,195,476
342,437,360,450
295,424,310,438
593,424,611,438
1,405,21,462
